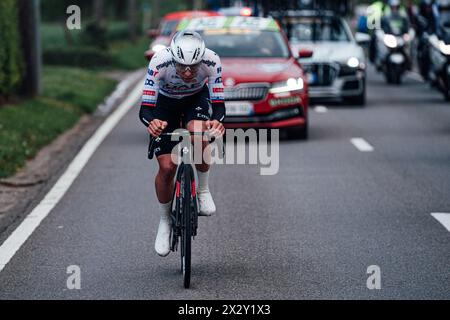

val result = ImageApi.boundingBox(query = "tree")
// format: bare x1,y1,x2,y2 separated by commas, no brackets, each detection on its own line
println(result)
0,0,25,101
128,0,138,42
152,0,161,28
93,0,104,26
19,0,40,97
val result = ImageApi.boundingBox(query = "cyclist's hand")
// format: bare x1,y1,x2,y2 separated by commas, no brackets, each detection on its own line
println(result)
148,119,168,137
205,120,225,138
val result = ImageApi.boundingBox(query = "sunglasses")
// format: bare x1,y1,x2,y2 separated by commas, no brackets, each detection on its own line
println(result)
175,63,201,73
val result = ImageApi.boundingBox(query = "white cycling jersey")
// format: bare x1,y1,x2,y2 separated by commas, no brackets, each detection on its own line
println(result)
141,47,225,107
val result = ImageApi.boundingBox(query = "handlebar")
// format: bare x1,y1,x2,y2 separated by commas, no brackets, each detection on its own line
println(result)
147,130,223,160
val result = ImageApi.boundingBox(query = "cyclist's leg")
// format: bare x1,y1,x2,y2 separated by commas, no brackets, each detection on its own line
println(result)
183,85,213,171
183,86,216,216
152,96,183,256
155,155,177,203
152,94,183,202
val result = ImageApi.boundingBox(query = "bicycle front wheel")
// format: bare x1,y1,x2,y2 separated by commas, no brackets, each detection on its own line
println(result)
180,165,192,289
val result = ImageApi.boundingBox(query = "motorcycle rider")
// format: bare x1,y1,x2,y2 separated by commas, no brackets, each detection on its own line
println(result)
380,0,412,69
417,0,438,35
368,0,389,62
427,0,450,99
436,0,450,39
416,0,438,79
369,0,409,63
381,0,410,35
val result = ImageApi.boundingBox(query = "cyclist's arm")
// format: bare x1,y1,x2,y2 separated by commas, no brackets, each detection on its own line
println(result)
139,55,161,127
207,53,226,122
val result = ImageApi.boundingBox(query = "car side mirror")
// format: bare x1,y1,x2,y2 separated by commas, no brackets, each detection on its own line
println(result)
355,32,371,45
148,29,160,38
298,49,313,59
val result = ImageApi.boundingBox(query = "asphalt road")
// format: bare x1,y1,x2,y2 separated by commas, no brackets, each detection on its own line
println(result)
1,67,450,299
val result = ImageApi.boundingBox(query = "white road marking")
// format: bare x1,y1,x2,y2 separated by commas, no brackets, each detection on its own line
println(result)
431,213,450,232
0,82,143,272
314,105,328,113
406,72,425,83
351,138,374,152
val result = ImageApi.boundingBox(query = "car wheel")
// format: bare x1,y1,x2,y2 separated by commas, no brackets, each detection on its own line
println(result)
445,74,450,101
346,80,366,106
444,88,450,101
287,121,308,140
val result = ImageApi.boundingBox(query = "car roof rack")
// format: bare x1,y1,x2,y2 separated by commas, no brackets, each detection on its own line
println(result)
265,0,351,17
269,10,339,22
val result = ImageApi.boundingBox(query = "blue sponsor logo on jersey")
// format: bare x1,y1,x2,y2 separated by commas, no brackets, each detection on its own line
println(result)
202,59,216,67
145,79,155,86
217,67,222,74
156,59,175,70
215,77,223,84
148,69,159,77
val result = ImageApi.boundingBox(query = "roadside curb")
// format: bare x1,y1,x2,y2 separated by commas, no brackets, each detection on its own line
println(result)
0,68,146,239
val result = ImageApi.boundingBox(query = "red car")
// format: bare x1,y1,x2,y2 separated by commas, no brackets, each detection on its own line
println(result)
145,10,221,60
180,16,309,139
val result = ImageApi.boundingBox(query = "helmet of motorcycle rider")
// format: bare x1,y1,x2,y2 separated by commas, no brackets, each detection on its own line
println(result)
170,30,206,66
437,0,450,8
389,0,401,7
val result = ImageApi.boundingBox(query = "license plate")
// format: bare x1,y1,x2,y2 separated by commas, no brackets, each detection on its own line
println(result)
390,53,404,64
225,102,254,116
306,72,317,84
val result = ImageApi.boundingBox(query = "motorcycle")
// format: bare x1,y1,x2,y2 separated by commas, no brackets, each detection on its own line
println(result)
427,28,450,100
375,19,414,84
416,16,432,80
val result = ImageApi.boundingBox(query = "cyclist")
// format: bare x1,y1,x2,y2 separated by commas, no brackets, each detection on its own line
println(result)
139,30,225,257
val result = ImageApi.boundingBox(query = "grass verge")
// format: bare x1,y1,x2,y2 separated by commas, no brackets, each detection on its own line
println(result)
0,67,117,178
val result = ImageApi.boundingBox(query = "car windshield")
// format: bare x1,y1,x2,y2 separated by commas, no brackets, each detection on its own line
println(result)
160,20,179,36
285,17,351,42
199,29,290,58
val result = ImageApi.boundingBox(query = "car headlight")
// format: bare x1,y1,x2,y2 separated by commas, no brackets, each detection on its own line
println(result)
384,34,398,48
151,44,166,53
347,57,360,68
269,78,304,94
439,41,450,55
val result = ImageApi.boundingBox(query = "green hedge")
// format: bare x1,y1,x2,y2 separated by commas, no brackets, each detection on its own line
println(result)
0,0,24,98
43,46,113,68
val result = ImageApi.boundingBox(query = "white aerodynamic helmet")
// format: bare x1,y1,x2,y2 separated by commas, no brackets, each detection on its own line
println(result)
170,30,206,65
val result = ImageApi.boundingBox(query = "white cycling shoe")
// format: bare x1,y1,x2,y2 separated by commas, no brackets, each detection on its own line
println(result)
155,213,171,257
198,191,216,216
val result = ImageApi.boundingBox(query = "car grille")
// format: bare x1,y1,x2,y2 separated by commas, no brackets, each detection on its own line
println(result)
303,63,339,86
342,79,361,91
224,84,269,101
338,65,358,77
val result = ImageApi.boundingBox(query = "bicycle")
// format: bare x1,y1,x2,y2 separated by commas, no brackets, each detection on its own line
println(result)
148,129,216,288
